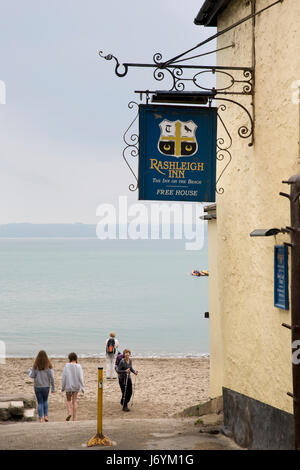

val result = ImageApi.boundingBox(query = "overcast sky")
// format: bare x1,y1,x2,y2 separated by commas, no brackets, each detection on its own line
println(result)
0,0,216,224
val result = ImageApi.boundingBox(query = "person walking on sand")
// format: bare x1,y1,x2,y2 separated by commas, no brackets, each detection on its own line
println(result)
115,349,123,374
117,349,138,412
28,350,55,423
115,349,124,393
105,331,119,380
61,352,85,422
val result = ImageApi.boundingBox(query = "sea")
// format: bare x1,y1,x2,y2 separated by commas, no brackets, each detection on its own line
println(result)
0,237,209,358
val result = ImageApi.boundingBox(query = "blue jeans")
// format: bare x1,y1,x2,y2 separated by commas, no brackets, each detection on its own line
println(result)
34,387,50,419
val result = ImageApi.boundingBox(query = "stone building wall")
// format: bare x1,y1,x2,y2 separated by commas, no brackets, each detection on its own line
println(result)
209,0,300,417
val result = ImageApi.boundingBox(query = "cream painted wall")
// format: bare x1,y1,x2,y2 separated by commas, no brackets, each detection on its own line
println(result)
207,216,225,397
208,0,300,413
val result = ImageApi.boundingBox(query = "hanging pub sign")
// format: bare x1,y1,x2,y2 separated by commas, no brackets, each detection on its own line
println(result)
274,245,289,310
138,104,217,202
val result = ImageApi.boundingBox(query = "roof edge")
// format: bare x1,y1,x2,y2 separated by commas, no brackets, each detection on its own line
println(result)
194,0,232,26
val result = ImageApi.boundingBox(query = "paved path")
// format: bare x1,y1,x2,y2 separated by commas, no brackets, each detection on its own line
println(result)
0,417,241,451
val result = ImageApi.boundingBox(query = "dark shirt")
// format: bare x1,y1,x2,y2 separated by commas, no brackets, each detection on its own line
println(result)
117,358,136,377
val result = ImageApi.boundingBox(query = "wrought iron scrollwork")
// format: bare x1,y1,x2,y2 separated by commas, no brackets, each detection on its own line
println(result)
100,49,255,195
216,149,232,195
216,105,233,195
214,97,254,145
215,97,254,193
122,101,139,192
193,68,253,95
99,51,128,77
99,50,254,96
120,97,254,195
153,52,163,65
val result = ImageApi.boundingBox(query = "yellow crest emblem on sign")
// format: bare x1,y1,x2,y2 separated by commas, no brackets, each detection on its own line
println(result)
158,119,198,158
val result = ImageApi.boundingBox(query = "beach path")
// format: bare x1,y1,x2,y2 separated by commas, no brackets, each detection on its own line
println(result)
0,357,241,450
0,416,241,450
1,357,210,421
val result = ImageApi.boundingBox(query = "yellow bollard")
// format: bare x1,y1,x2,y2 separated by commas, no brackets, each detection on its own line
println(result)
97,366,103,435
87,366,113,447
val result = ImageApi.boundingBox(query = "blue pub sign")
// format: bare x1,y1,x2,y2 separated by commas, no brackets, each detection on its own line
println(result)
274,245,289,310
138,104,217,202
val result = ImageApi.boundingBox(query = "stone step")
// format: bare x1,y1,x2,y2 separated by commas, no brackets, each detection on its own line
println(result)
0,394,36,422
178,396,223,417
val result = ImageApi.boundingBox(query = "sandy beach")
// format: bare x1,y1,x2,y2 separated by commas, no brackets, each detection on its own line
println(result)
0,357,210,421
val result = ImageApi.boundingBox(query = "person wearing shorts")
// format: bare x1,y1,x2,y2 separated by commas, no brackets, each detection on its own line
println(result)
61,352,85,421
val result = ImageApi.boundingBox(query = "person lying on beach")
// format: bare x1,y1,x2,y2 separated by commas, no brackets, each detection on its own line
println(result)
117,349,138,412
28,350,55,423
61,352,85,422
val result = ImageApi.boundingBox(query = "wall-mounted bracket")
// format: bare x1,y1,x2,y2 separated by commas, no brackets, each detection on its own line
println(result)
121,88,254,194
99,50,254,97
100,49,255,194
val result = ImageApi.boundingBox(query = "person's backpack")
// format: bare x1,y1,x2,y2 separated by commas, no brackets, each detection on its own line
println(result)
106,337,116,355
115,353,123,371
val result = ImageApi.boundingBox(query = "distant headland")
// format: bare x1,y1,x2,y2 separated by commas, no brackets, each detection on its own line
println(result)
0,223,97,238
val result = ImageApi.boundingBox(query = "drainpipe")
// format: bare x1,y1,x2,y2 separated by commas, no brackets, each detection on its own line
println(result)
280,174,300,449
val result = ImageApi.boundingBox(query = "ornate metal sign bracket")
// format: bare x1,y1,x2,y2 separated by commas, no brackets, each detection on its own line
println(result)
122,101,139,193
99,50,254,97
122,96,251,195
101,50,254,195
100,0,290,195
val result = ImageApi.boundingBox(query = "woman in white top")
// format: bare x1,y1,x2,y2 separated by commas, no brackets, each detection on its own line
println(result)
61,352,84,421
105,331,119,379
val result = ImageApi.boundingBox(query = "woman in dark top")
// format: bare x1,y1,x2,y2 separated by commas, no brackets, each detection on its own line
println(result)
117,349,138,412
